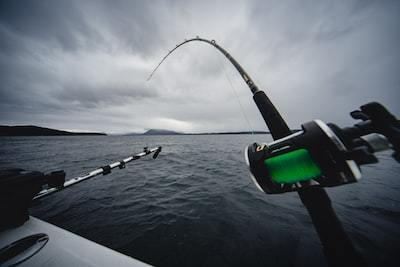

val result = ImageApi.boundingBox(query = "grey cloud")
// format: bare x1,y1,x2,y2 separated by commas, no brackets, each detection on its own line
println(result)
0,0,93,51
53,83,159,108
0,0,399,133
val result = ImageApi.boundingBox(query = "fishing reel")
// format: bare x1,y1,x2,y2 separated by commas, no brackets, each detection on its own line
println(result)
246,102,400,194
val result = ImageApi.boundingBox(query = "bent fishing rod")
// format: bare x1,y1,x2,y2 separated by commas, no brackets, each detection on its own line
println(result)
147,36,398,266
33,146,162,200
148,37,289,140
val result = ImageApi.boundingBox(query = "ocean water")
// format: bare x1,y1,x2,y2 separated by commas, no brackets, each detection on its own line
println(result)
0,135,399,267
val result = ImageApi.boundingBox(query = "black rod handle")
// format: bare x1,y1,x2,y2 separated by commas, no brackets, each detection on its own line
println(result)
299,186,365,266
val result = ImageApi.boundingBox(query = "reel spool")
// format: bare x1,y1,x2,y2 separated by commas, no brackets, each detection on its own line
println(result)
246,120,362,194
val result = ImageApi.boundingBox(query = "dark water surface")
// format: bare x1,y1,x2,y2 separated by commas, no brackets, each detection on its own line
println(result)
1,135,399,266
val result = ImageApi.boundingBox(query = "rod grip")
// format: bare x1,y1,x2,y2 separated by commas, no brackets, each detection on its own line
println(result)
298,186,365,267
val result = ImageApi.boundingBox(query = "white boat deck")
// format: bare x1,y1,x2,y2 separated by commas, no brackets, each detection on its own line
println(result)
0,216,152,267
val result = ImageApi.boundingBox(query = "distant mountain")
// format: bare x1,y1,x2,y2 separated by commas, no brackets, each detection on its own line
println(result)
190,131,270,135
0,125,106,136
125,129,270,136
143,129,182,135
124,129,301,136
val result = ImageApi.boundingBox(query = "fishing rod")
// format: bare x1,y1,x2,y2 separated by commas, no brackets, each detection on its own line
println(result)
33,146,162,200
146,36,397,266
0,146,162,230
147,37,290,140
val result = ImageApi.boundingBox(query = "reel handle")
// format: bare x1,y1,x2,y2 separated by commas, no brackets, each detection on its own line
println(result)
335,102,400,162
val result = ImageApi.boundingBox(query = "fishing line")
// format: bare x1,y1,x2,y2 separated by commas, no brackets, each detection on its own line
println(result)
217,55,255,135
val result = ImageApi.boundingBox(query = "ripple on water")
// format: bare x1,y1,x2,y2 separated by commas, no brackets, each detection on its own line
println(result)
1,135,399,267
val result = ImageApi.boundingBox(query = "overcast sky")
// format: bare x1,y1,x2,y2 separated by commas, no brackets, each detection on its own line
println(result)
0,0,399,134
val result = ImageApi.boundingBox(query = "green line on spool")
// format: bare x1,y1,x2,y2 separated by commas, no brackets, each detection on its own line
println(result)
264,148,321,184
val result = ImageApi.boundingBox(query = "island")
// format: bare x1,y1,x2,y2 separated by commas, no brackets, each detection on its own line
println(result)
0,125,106,136
125,129,271,136
126,129,302,136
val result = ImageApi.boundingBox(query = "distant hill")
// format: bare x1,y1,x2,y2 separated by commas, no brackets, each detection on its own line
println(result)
0,125,106,136
124,129,301,136
125,129,269,136
190,131,270,135
143,129,182,135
